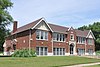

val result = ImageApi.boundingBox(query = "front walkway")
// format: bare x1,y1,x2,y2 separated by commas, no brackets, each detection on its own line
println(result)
62,62,100,67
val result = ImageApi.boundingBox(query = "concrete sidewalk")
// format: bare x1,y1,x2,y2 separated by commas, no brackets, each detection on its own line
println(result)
62,62,100,67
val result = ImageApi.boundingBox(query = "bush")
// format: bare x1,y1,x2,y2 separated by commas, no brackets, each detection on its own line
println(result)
96,51,100,55
12,49,36,57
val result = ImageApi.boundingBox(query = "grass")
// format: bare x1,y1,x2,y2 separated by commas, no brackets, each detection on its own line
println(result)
85,64,100,67
0,56,100,67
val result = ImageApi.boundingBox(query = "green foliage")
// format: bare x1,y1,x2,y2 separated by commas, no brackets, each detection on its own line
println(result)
78,22,100,51
96,51,100,55
0,0,13,51
12,49,36,57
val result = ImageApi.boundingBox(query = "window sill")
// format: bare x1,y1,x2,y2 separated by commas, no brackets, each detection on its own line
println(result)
77,43,85,44
36,39,48,41
53,40,65,43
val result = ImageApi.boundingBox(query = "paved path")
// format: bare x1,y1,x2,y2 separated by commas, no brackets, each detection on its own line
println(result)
62,62,100,67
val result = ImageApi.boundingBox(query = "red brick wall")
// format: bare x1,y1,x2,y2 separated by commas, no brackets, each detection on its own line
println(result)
86,38,95,52
31,29,52,52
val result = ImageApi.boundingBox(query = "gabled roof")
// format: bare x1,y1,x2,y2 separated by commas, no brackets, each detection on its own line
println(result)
12,18,69,34
48,23,69,34
12,18,42,34
11,17,92,38
75,29,89,37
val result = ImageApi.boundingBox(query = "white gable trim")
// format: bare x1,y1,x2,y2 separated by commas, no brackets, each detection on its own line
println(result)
68,27,74,31
31,17,53,32
86,30,95,39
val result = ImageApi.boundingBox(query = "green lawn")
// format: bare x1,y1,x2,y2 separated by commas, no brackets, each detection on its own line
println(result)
85,64,100,67
0,56,100,67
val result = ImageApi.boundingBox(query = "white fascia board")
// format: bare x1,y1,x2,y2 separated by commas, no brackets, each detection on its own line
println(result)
86,30,95,39
31,17,53,32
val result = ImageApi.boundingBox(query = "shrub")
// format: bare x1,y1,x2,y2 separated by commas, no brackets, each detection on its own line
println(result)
96,51,100,55
12,49,36,57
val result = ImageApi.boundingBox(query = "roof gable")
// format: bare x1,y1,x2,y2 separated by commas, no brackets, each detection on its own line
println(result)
86,30,95,39
35,20,50,31
32,17,53,32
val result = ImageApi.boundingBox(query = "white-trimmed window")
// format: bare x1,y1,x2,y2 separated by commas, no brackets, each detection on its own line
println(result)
78,48,85,55
70,34,74,40
87,39,93,45
36,47,48,56
88,49,93,55
53,48,65,55
77,37,85,44
53,33,65,42
36,30,48,40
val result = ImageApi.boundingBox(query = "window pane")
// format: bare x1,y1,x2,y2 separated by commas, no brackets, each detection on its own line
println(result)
41,31,43,39
88,39,92,44
70,34,74,40
63,34,65,41
60,48,62,55
53,48,56,55
36,47,39,55
57,34,59,41
45,32,48,40
40,47,43,55
57,48,59,55
36,30,40,39
63,48,65,55
44,47,47,55
60,34,62,41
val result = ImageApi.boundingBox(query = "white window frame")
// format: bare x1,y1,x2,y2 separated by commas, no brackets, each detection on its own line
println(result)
36,47,48,56
77,36,85,44
53,33,65,42
87,39,93,45
53,48,65,55
36,30,48,40
70,34,74,40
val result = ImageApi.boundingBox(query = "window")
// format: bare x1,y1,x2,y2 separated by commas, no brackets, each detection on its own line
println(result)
53,33,65,42
36,30,48,40
45,32,48,40
77,37,85,44
78,48,85,55
53,33,57,41
53,48,65,55
36,47,48,56
88,49,93,55
41,31,43,39
70,34,74,40
36,30,40,39
88,39,93,45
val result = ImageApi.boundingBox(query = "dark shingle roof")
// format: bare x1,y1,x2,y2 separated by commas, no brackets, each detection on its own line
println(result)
12,18,42,34
11,18,89,37
75,29,89,37
48,23,69,34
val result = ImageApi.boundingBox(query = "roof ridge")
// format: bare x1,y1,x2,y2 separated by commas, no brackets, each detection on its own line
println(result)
17,18,42,29
48,23,69,29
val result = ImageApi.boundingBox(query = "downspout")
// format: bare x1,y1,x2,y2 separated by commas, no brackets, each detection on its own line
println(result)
29,29,32,55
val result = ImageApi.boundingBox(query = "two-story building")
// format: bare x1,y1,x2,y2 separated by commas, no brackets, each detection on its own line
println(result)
3,17,95,56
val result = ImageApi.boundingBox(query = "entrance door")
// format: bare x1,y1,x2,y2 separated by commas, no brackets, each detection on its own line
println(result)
70,44,74,55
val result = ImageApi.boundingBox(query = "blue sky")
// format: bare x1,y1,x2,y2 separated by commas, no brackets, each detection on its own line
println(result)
8,0,100,30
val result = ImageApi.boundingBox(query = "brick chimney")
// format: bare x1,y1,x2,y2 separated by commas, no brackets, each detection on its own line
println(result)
13,21,18,33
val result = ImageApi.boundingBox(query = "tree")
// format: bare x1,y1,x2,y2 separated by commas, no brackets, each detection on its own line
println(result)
78,22,100,51
0,0,13,51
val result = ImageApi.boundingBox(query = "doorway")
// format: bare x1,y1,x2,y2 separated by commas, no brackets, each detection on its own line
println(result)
70,44,74,55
